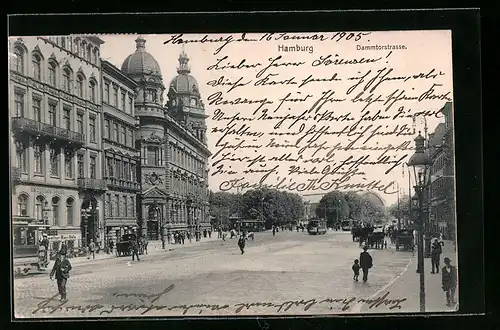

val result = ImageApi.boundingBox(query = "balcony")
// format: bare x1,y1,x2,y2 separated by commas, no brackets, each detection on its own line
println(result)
77,178,107,192
12,117,85,147
106,177,141,191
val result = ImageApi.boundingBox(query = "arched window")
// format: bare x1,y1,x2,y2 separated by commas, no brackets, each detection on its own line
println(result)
89,79,96,102
87,45,92,62
66,198,74,226
52,197,60,226
12,46,24,73
17,194,28,216
61,37,66,48
81,41,86,58
74,38,80,55
35,195,45,222
63,67,72,93
76,74,84,98
32,53,42,81
93,49,98,65
48,61,57,86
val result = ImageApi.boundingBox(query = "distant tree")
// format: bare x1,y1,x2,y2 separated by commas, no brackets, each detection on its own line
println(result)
316,191,350,228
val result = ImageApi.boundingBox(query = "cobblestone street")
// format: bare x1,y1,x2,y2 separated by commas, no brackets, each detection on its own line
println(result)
14,231,413,318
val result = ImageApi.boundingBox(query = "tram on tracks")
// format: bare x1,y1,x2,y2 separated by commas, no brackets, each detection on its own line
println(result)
12,223,49,276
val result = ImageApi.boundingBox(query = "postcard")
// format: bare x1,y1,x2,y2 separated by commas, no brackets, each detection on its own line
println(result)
9,30,458,318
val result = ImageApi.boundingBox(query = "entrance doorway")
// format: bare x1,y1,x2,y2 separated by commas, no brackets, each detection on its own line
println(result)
147,205,161,240
81,197,98,247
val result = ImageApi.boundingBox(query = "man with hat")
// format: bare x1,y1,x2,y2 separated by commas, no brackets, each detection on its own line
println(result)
441,257,457,307
50,244,72,301
359,245,373,283
431,237,443,274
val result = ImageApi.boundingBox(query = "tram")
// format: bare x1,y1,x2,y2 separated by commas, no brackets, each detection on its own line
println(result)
307,218,327,235
12,223,49,276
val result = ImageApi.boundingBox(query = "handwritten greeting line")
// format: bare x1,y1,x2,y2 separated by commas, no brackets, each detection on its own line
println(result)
30,288,406,316
164,32,372,55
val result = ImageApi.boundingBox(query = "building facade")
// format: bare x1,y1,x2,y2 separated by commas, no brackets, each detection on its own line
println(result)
429,102,455,239
101,60,141,245
120,37,211,242
9,36,106,250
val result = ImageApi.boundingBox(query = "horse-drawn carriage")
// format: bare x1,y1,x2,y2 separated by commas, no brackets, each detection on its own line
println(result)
392,229,414,251
116,234,148,257
352,226,373,243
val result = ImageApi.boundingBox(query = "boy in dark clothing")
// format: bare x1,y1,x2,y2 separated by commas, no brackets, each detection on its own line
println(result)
441,257,457,306
238,235,246,255
131,239,140,261
359,246,373,283
352,259,360,281
50,245,72,301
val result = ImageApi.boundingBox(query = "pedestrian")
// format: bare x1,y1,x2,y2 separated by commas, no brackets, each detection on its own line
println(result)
187,231,192,243
88,240,96,259
352,259,360,281
208,230,212,238
272,226,276,237
167,232,172,244
431,238,443,274
50,244,72,301
237,235,246,255
441,257,457,307
359,245,373,283
108,240,114,255
174,232,178,244
131,238,140,261
181,232,185,244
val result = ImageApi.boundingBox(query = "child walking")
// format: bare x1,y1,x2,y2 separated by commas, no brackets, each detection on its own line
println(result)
352,259,360,281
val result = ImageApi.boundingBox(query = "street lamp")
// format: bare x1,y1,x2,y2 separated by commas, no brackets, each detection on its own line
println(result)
81,208,89,248
407,132,432,313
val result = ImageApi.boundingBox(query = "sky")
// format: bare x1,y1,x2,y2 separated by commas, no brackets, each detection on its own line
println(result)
98,31,454,206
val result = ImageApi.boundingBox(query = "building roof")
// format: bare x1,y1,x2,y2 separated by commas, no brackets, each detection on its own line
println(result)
121,37,162,76
169,51,200,95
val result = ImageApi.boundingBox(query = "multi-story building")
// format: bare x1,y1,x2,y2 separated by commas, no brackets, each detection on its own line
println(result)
120,37,211,242
9,36,106,250
101,60,141,245
429,102,455,239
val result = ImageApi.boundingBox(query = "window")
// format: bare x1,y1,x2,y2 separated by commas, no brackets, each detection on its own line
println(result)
77,154,84,178
106,157,114,177
106,194,112,216
63,67,72,93
93,49,98,65
128,96,133,114
14,92,24,117
116,159,122,179
113,86,118,106
33,97,42,122
77,112,84,133
35,196,45,222
17,195,28,216
90,156,96,179
52,197,60,226
89,116,96,142
146,89,157,102
76,75,84,98
131,196,135,216
63,108,71,130
66,198,74,226
131,163,136,182
48,61,57,86
113,195,119,217
113,123,119,142
75,39,80,55
81,41,86,58
104,82,110,103
34,143,43,174
87,45,92,62
65,151,73,178
48,103,57,126
124,161,130,180
61,37,66,48
104,119,110,139
121,92,126,110
32,53,42,80
16,141,28,172
121,126,126,146
12,46,24,73
50,145,59,176
147,146,159,166
124,196,128,217
128,129,134,148
89,80,96,102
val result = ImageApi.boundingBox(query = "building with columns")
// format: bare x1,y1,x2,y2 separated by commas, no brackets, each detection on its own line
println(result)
120,37,211,242
9,36,106,249
101,60,141,244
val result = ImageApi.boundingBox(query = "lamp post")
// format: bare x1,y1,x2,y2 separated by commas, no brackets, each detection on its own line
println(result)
81,208,89,248
407,132,432,313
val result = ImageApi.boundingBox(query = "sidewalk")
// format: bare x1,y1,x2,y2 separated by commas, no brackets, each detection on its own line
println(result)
358,240,458,313
51,235,222,267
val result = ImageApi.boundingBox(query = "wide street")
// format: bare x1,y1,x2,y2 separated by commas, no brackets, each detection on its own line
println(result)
14,230,413,318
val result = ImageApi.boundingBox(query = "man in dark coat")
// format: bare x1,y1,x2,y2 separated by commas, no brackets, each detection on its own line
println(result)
441,257,457,306
359,245,373,283
130,238,140,261
431,238,443,274
50,244,72,301
238,235,246,255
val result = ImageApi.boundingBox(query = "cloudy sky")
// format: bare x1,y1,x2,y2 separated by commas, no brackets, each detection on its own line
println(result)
98,31,454,206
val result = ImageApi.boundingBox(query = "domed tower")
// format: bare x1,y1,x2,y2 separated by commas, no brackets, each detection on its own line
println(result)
166,51,208,144
121,37,167,239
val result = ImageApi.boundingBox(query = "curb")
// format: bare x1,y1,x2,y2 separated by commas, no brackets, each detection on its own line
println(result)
350,255,414,313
